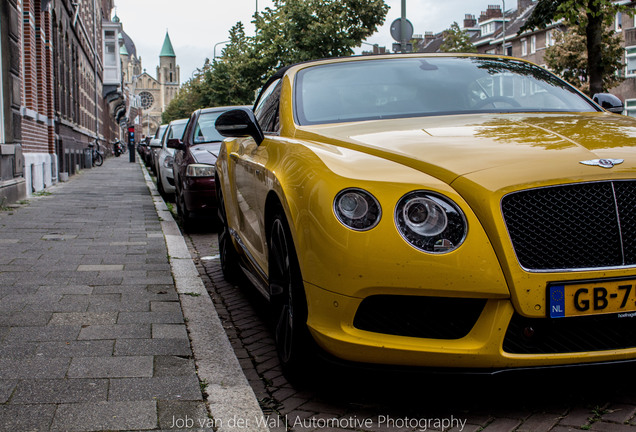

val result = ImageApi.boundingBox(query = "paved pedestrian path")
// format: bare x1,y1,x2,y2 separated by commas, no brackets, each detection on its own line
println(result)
0,156,266,431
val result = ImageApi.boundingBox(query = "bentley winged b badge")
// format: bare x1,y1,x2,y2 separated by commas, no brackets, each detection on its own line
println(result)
579,159,625,168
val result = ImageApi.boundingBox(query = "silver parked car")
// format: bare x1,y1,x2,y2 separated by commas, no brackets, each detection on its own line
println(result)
156,118,189,198
148,124,168,174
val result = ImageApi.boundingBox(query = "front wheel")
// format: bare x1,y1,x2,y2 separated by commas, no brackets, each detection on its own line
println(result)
177,185,194,232
94,153,104,167
157,175,166,197
269,208,314,377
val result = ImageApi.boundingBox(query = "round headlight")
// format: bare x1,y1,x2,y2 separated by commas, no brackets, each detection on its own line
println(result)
395,191,467,253
402,197,447,236
334,188,381,231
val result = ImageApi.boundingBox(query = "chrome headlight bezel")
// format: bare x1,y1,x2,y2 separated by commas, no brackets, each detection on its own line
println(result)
395,191,467,254
186,164,215,177
333,188,382,231
163,155,174,169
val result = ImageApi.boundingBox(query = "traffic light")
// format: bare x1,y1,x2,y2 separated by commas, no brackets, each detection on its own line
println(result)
127,126,135,145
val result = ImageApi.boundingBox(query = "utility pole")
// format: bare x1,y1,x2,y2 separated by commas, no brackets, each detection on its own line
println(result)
400,0,407,54
501,0,506,55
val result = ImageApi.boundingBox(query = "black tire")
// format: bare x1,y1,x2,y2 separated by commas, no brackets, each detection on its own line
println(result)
269,208,313,378
157,175,165,197
177,186,194,232
94,153,104,167
217,184,241,282
175,183,183,217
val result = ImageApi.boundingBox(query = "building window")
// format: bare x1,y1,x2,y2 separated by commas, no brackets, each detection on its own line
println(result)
486,48,496,55
139,91,154,109
626,48,636,76
0,16,4,142
481,22,495,36
616,11,623,32
546,30,556,47
521,39,527,56
530,35,536,53
505,45,512,56
626,99,636,117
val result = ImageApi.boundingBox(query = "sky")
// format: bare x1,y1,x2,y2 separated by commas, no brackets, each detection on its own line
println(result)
113,0,501,85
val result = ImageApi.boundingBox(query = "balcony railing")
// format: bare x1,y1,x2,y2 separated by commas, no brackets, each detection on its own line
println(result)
625,28,636,47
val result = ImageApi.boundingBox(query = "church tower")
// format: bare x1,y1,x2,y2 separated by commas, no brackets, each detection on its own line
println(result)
157,31,180,112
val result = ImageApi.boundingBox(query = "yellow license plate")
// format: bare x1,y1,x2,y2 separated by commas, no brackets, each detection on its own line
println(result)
549,279,636,318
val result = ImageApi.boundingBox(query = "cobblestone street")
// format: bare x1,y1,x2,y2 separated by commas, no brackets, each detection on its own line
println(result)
185,227,636,432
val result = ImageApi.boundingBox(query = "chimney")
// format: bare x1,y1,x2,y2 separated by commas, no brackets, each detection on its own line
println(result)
464,14,477,28
486,5,503,19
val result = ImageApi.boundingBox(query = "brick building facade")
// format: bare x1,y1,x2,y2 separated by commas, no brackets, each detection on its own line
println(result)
419,1,636,117
0,0,128,204
609,5,636,116
0,0,27,203
419,1,562,69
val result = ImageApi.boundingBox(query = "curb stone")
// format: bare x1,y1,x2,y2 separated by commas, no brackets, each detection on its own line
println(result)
140,163,270,432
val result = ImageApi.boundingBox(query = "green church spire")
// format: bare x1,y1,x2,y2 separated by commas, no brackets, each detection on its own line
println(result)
159,31,176,57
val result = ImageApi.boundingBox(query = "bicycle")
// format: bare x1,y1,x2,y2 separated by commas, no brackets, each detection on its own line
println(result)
88,140,104,167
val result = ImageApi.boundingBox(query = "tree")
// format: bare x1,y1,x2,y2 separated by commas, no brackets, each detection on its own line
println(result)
163,0,390,116
519,0,630,95
440,22,477,53
254,0,389,69
199,22,265,107
161,71,206,123
543,26,623,93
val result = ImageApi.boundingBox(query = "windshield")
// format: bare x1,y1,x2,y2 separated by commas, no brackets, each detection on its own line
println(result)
155,125,168,139
169,121,188,140
294,57,598,125
193,112,226,144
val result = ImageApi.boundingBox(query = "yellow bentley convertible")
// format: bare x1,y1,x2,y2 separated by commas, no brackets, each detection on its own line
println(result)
214,53,636,373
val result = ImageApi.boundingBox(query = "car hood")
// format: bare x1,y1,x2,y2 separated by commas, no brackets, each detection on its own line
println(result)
301,112,636,192
190,143,222,164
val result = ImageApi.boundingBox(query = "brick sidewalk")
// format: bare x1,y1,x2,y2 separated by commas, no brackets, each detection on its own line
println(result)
0,157,208,431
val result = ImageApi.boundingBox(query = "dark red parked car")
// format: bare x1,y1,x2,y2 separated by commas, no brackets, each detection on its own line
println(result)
168,106,247,230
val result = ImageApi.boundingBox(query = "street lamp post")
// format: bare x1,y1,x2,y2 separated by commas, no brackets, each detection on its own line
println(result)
214,40,230,59
400,0,407,54
501,0,506,55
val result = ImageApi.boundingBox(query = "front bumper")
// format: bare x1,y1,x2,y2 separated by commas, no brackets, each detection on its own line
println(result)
304,282,636,369
159,167,175,194
183,177,217,214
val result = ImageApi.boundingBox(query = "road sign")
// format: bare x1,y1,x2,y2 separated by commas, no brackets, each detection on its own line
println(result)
392,43,413,53
390,18,413,43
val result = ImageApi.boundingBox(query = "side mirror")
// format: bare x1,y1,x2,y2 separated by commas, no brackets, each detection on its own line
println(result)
167,138,185,151
593,93,624,114
215,108,264,145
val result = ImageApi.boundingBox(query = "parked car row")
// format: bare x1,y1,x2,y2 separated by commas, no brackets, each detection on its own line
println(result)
144,108,245,232
166,107,248,231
